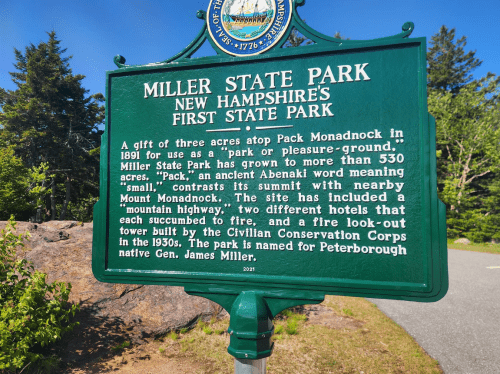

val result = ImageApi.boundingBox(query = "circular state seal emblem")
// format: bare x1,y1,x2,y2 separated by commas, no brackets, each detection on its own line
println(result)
207,0,292,56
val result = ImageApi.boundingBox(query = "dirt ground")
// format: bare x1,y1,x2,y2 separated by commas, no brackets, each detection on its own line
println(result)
59,304,362,373
62,342,217,374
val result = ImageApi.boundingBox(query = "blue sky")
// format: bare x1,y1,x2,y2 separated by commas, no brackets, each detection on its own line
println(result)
1,0,499,98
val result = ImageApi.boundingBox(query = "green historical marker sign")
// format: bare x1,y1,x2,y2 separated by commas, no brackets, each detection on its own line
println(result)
93,0,448,360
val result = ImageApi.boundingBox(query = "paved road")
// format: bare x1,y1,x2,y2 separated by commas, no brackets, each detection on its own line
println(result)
370,249,500,374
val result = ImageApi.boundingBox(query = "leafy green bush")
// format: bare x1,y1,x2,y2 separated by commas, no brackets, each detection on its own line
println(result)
447,209,500,243
0,218,78,371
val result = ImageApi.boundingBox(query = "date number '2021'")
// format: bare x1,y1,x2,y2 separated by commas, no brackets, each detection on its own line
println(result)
243,267,255,272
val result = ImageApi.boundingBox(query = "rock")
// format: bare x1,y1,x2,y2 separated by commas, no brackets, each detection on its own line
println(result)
27,222,71,242
0,221,226,365
454,238,471,245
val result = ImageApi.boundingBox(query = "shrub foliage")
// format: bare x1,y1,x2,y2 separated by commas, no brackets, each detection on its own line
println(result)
0,218,78,371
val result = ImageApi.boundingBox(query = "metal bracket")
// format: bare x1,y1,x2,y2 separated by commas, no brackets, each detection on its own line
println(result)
185,285,324,359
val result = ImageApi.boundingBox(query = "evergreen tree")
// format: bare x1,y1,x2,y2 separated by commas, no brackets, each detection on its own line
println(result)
0,31,104,220
333,32,349,40
427,26,483,93
0,139,50,220
283,28,313,48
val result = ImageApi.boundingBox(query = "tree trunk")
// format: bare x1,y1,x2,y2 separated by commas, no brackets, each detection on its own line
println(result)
59,177,71,220
51,178,57,220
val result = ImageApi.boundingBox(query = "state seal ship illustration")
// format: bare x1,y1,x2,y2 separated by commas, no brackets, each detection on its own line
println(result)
229,1,268,25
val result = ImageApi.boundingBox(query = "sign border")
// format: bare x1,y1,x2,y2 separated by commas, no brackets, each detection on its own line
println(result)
93,33,448,302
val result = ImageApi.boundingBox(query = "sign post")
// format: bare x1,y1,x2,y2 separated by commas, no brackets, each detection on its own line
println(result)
93,0,448,370
234,358,266,374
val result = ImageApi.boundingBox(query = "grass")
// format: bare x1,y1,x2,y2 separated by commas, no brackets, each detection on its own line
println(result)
277,308,307,335
448,239,500,254
111,340,130,352
150,296,443,374
342,308,354,316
